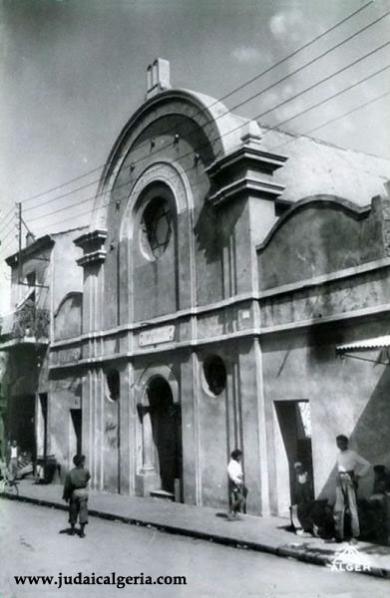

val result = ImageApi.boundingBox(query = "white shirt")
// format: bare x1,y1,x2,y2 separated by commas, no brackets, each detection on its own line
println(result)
337,449,370,477
10,447,17,459
227,459,243,485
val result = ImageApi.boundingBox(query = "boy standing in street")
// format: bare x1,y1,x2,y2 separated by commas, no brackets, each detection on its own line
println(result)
227,449,247,520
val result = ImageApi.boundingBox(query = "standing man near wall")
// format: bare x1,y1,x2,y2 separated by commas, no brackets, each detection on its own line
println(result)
334,435,370,543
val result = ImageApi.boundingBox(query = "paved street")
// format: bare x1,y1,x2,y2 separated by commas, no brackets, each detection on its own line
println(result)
0,500,389,598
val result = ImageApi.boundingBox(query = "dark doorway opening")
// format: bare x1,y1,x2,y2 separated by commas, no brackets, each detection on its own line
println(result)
8,394,36,460
147,377,182,496
274,400,313,503
70,409,82,457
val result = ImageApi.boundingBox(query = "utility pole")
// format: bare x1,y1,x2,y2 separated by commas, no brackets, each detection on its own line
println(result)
17,202,22,284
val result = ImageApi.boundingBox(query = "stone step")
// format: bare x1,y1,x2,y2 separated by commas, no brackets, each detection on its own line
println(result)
150,489,175,501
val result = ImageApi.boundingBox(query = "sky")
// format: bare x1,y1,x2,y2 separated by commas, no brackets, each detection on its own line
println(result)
0,0,390,312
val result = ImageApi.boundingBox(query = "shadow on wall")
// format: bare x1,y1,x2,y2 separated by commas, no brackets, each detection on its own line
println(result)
318,361,390,501
193,197,245,264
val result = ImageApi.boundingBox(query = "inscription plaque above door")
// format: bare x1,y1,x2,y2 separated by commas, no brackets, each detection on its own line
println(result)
139,325,175,347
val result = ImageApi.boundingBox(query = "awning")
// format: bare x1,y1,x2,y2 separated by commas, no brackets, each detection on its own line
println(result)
336,335,390,354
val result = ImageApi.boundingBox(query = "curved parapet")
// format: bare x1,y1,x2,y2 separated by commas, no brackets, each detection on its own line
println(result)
257,194,384,289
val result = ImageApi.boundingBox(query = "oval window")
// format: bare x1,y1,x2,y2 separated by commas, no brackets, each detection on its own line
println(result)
203,355,227,396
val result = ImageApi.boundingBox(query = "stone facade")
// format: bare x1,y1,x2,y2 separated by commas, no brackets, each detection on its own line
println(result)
3,61,390,517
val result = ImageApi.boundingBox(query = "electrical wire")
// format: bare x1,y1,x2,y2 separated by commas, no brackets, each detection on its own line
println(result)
255,40,390,123
28,48,390,228
267,89,390,154
0,209,16,233
30,78,390,235
262,63,390,138
19,2,377,211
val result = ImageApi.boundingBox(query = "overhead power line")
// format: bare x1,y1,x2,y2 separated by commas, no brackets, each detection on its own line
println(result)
268,89,390,154
28,67,390,238
0,208,16,233
0,219,15,237
27,37,390,227
262,62,390,137
256,40,390,123
19,1,375,210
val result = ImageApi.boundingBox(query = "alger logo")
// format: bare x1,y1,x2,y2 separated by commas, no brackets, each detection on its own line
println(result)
328,544,371,572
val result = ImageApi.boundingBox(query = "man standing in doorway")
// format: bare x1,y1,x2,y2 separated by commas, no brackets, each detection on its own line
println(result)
334,435,370,543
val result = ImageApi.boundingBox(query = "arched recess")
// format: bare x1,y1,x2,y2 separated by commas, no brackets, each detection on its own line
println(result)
54,292,82,340
118,161,194,323
134,364,182,498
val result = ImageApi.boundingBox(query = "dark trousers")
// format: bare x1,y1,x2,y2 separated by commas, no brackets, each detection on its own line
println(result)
229,482,248,514
69,490,88,525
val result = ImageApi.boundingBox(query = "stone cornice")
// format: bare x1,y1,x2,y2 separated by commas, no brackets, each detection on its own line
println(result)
74,229,107,249
206,144,287,179
208,176,285,207
206,138,286,208
74,229,108,267
76,250,107,267
48,299,390,370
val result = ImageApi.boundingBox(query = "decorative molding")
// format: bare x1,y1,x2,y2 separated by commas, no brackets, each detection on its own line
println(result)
76,250,107,267
50,256,390,350
209,176,285,207
206,144,287,179
48,300,390,370
206,140,286,208
74,229,108,268
74,229,108,249
258,256,390,299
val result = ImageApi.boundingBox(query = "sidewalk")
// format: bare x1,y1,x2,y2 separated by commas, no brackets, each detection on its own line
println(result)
4,479,390,579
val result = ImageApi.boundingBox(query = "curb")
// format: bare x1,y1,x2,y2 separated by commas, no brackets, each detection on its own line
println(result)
2,493,389,580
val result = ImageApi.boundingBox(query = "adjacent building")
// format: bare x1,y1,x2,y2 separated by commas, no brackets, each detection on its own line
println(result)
0,228,85,469
2,60,390,517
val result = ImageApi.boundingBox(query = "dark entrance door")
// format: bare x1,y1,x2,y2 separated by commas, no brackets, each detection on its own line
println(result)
274,400,313,504
70,409,82,456
8,394,36,460
147,377,182,495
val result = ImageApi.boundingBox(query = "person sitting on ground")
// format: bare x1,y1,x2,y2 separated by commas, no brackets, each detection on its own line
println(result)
290,462,314,535
63,454,91,538
227,449,247,521
311,500,335,540
371,465,389,496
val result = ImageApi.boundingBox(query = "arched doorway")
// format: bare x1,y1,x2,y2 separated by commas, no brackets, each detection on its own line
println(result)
147,376,182,495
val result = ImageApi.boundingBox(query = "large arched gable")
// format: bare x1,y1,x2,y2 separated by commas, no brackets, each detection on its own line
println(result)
91,89,247,230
